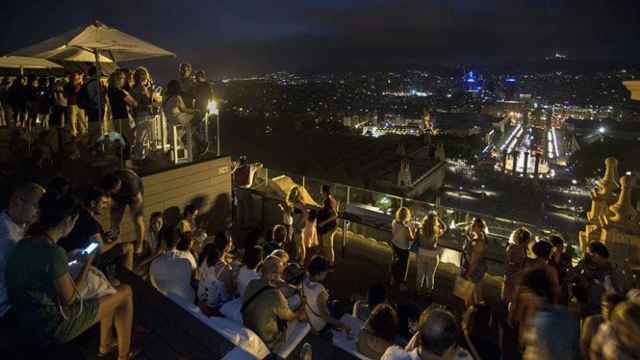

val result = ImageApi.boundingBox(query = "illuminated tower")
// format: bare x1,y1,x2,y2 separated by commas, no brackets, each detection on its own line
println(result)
398,159,412,188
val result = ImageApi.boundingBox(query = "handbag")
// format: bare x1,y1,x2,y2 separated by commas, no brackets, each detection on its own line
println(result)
453,275,475,302
78,266,117,300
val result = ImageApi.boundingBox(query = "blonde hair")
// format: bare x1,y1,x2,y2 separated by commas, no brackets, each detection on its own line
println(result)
395,207,411,223
270,249,290,265
610,302,640,354
510,227,531,245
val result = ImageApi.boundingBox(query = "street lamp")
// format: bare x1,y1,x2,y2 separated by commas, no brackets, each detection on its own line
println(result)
207,99,220,156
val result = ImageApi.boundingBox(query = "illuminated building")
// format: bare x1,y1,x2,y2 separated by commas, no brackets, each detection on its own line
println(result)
463,70,484,93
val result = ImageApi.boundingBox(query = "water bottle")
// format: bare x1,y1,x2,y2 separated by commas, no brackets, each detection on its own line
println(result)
300,342,312,360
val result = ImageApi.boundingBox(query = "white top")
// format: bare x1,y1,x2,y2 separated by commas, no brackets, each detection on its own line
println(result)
150,250,195,304
381,347,420,360
302,277,328,331
175,249,197,270
0,211,25,316
391,220,412,250
236,265,260,298
381,346,472,360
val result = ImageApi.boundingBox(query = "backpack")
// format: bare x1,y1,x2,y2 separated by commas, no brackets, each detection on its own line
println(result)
76,81,97,110
197,263,229,309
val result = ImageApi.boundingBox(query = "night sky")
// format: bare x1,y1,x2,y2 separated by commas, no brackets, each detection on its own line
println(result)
1,0,640,78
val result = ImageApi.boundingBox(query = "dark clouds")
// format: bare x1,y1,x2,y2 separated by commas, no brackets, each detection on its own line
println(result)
1,0,639,77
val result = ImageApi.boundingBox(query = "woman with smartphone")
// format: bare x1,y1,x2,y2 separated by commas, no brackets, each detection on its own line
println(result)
5,193,137,359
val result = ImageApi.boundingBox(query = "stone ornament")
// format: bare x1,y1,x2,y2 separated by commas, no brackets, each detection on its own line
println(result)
588,157,620,225
603,175,640,235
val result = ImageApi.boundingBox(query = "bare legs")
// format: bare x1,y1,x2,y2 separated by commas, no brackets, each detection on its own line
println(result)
96,284,134,360
134,215,145,255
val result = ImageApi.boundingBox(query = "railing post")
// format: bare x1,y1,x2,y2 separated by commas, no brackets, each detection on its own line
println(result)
265,168,269,186
346,186,351,205
302,175,306,188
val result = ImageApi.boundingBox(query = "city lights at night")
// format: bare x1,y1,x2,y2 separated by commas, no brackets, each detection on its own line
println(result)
0,1,639,359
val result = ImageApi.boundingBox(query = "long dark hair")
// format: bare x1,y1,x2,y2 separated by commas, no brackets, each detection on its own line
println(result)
164,80,181,104
29,192,79,236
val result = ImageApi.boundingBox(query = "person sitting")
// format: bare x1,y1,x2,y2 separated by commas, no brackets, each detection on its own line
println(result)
241,255,306,351
163,80,197,152
589,300,640,360
263,224,287,256
46,175,72,198
381,308,472,360
197,243,233,312
149,230,196,304
580,292,626,359
358,303,399,359
5,193,135,359
236,245,263,298
177,204,198,236
270,249,290,266
58,188,135,270
0,183,45,320
302,255,348,335
353,283,387,322
135,212,165,273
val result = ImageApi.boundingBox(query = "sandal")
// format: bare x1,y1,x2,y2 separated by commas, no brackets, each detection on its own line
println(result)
98,341,118,357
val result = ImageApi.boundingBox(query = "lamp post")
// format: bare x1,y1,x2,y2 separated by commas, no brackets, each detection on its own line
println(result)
207,99,220,156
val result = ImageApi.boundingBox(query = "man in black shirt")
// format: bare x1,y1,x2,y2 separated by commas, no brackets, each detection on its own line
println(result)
100,169,145,256
317,184,338,266
59,187,135,269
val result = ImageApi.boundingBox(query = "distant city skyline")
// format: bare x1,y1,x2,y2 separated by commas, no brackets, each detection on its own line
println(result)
2,0,640,77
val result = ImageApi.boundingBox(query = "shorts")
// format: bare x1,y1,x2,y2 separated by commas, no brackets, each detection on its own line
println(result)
52,298,99,344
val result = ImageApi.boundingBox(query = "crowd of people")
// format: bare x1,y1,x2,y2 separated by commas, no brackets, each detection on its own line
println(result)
0,172,146,360
0,168,639,359
0,62,215,166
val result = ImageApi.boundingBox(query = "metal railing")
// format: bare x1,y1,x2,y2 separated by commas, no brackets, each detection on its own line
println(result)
249,166,571,267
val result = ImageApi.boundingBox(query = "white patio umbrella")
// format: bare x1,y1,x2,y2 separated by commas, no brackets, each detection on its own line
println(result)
0,56,63,73
10,21,175,133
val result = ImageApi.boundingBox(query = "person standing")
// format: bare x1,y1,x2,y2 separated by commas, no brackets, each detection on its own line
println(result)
108,71,138,162
503,227,532,304
415,212,446,295
131,67,159,156
84,66,108,147
58,188,135,271
462,218,488,306
178,63,196,107
389,207,415,292
100,170,145,255
64,72,84,137
317,185,338,267
232,156,263,229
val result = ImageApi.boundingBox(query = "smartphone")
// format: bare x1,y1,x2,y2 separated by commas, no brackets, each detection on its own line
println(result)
83,242,99,255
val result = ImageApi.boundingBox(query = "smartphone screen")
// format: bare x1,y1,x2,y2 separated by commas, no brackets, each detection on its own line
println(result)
83,242,99,255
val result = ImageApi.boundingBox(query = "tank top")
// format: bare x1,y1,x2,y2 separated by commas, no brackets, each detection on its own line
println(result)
302,278,327,331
